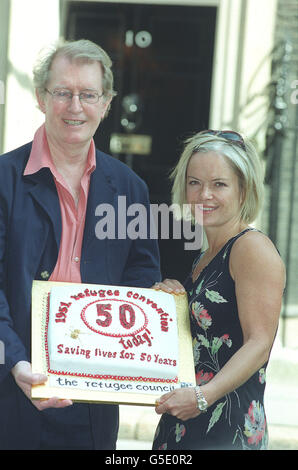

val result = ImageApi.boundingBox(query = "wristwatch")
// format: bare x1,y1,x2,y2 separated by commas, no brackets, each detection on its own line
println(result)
194,386,208,412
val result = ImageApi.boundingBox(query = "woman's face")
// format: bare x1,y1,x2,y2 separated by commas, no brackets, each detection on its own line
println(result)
36,55,111,152
186,151,243,229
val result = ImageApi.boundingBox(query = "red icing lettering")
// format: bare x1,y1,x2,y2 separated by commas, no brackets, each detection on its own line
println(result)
118,329,152,349
94,348,117,358
119,303,136,329
96,303,112,327
55,302,71,323
57,343,91,359
120,350,135,360
154,354,176,367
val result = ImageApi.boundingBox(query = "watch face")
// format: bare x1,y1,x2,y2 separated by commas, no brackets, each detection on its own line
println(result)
198,397,208,411
195,387,208,411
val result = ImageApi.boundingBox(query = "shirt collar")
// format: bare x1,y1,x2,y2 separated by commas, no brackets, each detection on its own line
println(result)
24,124,96,177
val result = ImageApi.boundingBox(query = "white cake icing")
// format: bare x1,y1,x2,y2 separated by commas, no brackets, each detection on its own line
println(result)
46,284,179,382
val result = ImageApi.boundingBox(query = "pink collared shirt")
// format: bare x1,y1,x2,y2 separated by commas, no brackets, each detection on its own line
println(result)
24,124,96,283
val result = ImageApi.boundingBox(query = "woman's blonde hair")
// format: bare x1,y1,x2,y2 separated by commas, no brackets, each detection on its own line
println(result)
171,131,264,224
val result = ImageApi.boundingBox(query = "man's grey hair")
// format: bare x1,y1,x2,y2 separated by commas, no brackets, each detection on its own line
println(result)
33,38,117,112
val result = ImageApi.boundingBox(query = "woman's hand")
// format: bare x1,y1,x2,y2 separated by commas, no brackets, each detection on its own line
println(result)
155,388,200,421
11,361,73,411
152,279,185,294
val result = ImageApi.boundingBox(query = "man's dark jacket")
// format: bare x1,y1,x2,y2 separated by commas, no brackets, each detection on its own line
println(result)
0,142,161,449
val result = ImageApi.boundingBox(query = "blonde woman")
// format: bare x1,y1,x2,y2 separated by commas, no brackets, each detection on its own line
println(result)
153,130,285,450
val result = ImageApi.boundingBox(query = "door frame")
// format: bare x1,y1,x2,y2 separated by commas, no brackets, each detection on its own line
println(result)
61,0,277,142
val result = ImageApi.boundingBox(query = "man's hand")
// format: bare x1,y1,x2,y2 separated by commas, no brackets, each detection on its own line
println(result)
11,361,72,411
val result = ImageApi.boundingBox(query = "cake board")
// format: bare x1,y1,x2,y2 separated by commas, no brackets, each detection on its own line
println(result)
31,280,196,406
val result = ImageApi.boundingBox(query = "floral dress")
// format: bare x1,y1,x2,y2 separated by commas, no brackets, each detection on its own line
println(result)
153,229,269,450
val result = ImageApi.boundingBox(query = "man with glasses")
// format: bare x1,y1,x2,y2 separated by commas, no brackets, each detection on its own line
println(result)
0,39,161,450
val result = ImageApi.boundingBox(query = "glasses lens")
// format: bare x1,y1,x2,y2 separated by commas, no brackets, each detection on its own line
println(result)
220,131,245,149
52,89,72,101
221,132,241,142
80,92,99,104
50,89,101,103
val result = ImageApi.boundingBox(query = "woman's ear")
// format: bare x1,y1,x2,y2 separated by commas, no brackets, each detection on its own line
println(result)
239,187,246,207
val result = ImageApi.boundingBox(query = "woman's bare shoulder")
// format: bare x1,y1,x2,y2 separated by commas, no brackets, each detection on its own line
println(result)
230,229,285,280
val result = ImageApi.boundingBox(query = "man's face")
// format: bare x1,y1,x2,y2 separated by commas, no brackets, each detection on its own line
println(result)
37,55,111,151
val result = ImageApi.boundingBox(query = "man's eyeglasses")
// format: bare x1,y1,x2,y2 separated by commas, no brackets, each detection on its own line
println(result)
45,88,103,104
199,130,246,151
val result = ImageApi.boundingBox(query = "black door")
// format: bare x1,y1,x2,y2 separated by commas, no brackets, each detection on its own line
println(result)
65,1,217,282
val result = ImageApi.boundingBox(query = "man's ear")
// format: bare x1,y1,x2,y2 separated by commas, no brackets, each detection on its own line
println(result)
101,95,113,120
36,89,46,114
